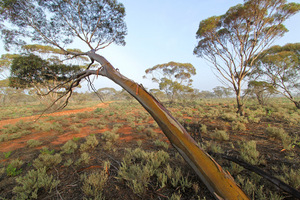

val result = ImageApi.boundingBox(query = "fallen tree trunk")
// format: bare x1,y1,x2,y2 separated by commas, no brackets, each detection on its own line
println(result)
86,50,249,200
210,152,300,199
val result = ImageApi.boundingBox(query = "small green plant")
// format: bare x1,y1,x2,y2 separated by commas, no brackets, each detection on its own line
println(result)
13,167,60,199
145,127,157,138
40,147,55,155
3,151,12,159
6,164,22,176
27,139,42,148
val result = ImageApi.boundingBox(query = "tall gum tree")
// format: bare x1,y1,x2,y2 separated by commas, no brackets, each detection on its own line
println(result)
0,1,249,199
193,0,300,115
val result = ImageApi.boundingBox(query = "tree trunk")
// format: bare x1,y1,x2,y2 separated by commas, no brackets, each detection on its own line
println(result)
87,51,249,200
236,90,244,116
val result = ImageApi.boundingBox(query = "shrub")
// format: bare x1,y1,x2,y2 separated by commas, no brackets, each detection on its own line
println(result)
27,139,42,148
232,121,247,131
144,127,157,138
80,134,99,151
6,159,23,176
61,140,78,154
101,131,119,142
81,161,110,199
238,140,264,165
75,152,90,166
154,140,169,149
276,165,300,189
211,130,229,141
117,148,170,195
33,153,62,169
13,167,60,199
200,124,207,134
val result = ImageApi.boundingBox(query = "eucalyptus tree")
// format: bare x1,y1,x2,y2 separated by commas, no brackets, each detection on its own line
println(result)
250,43,300,108
246,81,275,105
144,62,196,102
0,1,250,199
193,0,300,115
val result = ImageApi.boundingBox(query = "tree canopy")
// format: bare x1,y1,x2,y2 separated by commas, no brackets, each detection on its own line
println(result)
250,43,300,108
193,0,300,115
0,0,127,52
144,61,196,102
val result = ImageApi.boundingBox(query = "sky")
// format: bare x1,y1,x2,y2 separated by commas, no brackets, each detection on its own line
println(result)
1,0,300,92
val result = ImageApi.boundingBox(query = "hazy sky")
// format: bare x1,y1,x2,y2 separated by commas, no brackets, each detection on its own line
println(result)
1,0,300,92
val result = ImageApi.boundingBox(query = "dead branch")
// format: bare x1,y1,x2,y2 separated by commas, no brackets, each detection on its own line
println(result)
210,152,300,199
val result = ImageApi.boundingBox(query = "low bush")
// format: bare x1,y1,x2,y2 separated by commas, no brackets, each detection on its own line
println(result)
13,167,60,199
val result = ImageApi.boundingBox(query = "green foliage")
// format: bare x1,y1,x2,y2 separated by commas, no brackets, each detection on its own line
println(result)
13,167,60,199
40,147,55,155
276,165,300,189
144,62,196,101
211,130,229,141
0,0,127,51
117,148,170,195
61,140,78,154
27,139,42,148
80,134,99,151
33,153,62,169
81,161,110,199
101,131,119,142
238,140,264,165
6,164,22,176
154,140,169,149
251,43,300,108
194,0,300,114
3,151,12,159
75,152,90,166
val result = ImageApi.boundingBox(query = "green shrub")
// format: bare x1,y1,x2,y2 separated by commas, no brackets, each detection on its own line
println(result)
101,131,119,142
75,152,90,166
33,153,62,169
200,124,207,134
238,140,264,165
117,148,170,195
3,151,12,159
276,165,300,189
13,167,60,199
232,121,246,131
61,140,78,154
81,161,110,199
27,139,42,148
211,130,229,141
154,140,169,149
80,134,99,151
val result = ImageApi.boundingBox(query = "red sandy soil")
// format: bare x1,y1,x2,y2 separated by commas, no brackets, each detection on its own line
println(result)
0,102,111,152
